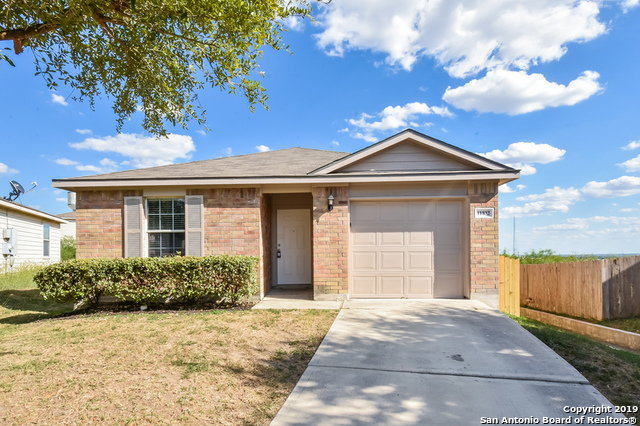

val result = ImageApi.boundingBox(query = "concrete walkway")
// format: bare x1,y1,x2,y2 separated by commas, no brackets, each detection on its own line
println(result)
252,286,342,310
272,299,624,425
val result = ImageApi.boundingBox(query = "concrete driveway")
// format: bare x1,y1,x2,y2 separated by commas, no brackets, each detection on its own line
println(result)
272,300,625,425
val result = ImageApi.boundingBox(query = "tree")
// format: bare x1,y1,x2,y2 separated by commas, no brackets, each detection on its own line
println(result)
60,236,76,261
0,0,312,136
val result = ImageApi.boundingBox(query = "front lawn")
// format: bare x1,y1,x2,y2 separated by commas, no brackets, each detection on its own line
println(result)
0,272,337,425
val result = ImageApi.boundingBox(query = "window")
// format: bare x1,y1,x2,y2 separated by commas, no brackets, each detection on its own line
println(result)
147,199,185,257
43,224,50,257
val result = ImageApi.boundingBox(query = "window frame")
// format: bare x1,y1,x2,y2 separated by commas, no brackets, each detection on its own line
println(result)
144,198,186,258
43,223,50,257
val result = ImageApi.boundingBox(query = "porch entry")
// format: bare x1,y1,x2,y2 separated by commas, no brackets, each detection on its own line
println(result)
276,209,312,285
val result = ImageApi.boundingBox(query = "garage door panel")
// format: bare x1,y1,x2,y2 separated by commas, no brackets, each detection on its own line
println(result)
436,201,462,221
351,200,465,299
434,275,463,298
380,231,404,245
379,276,404,296
352,276,377,296
351,202,378,222
407,276,433,297
352,231,377,246
435,250,462,271
408,251,433,270
380,202,406,222
407,231,432,245
380,251,405,271
435,226,461,246
353,252,376,271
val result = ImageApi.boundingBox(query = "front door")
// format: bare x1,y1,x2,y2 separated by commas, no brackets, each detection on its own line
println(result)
277,209,311,285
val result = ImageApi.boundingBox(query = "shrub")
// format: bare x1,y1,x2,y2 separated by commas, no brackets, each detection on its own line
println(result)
60,236,76,261
34,256,259,306
503,249,601,264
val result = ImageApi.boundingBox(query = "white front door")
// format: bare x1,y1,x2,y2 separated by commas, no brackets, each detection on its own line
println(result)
277,209,311,285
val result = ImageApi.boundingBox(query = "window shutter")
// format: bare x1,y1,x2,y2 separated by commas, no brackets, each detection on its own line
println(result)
185,195,204,256
124,196,144,258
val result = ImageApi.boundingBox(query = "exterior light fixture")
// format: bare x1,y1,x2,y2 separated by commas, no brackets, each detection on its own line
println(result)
328,194,335,211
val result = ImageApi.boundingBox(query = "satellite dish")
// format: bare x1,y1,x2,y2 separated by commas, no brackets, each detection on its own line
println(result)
4,180,36,202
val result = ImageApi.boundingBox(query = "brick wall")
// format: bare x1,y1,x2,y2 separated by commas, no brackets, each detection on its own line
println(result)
76,190,140,259
468,182,499,302
312,186,349,300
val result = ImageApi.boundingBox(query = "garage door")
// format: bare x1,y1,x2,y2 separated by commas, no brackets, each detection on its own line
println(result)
350,200,465,298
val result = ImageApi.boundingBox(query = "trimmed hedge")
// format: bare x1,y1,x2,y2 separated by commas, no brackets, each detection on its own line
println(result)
34,256,259,306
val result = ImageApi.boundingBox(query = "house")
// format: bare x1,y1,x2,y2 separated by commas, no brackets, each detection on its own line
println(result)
53,129,519,307
55,211,76,239
0,198,67,268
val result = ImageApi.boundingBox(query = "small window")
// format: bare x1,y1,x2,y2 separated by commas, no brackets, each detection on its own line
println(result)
147,199,185,257
43,224,50,257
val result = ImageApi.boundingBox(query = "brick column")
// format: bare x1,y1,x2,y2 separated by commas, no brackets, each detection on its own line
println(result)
312,186,349,301
468,182,500,308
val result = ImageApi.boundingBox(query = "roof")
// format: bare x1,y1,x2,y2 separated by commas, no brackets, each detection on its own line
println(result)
53,129,520,189
56,148,349,181
55,211,76,220
0,198,68,224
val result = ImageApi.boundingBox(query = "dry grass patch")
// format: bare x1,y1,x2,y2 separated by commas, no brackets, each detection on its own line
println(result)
0,309,337,425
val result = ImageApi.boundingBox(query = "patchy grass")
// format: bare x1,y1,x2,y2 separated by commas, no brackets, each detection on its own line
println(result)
0,273,338,425
0,308,337,425
514,316,640,421
597,316,640,335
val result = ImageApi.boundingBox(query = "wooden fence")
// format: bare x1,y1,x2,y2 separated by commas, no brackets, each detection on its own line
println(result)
499,256,520,316
499,255,640,320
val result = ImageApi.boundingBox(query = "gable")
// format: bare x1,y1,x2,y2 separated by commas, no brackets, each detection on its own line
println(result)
333,141,483,173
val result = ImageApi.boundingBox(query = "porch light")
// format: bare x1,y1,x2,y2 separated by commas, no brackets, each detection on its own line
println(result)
327,194,335,211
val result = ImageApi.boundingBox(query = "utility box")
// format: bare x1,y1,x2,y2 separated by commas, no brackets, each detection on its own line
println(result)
2,228,17,256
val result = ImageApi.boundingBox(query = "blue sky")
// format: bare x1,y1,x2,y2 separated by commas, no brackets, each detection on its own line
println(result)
1,0,640,254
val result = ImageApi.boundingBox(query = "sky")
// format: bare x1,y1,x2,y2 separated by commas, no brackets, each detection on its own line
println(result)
1,0,640,255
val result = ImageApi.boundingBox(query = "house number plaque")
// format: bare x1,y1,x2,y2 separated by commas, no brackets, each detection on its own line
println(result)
474,207,495,219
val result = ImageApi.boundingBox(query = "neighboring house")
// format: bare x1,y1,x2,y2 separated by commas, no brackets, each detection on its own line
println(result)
56,211,76,239
0,198,66,268
53,129,519,307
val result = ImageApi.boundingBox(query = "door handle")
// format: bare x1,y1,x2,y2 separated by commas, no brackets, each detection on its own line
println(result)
277,249,282,258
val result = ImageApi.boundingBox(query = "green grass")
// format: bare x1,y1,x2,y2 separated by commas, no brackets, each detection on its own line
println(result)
597,316,640,334
514,316,640,419
0,264,42,290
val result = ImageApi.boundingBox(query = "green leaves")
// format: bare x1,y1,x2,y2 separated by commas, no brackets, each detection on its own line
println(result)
1,0,312,136
34,255,259,306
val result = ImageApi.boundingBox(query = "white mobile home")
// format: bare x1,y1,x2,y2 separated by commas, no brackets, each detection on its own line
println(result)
0,198,67,268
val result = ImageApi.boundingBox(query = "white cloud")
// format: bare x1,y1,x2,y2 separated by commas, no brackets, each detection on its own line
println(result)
516,184,527,190
55,158,79,166
582,176,640,198
619,208,638,212
255,145,270,153
315,1,606,77
70,133,196,168
443,70,602,115
284,16,305,31
75,129,92,135
532,223,589,232
502,186,580,217
76,164,104,173
196,130,207,136
223,147,232,157
51,93,68,106
347,102,453,142
331,141,340,148
480,141,565,175
622,0,640,12
622,140,640,150
338,127,349,133
55,197,68,203
99,158,118,168
618,154,640,172
499,184,515,193
0,163,19,174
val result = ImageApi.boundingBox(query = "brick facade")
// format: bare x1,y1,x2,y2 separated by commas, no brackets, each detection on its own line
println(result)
76,190,140,259
312,186,349,300
468,182,500,305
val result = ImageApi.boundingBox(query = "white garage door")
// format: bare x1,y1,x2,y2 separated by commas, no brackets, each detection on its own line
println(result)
350,200,465,298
